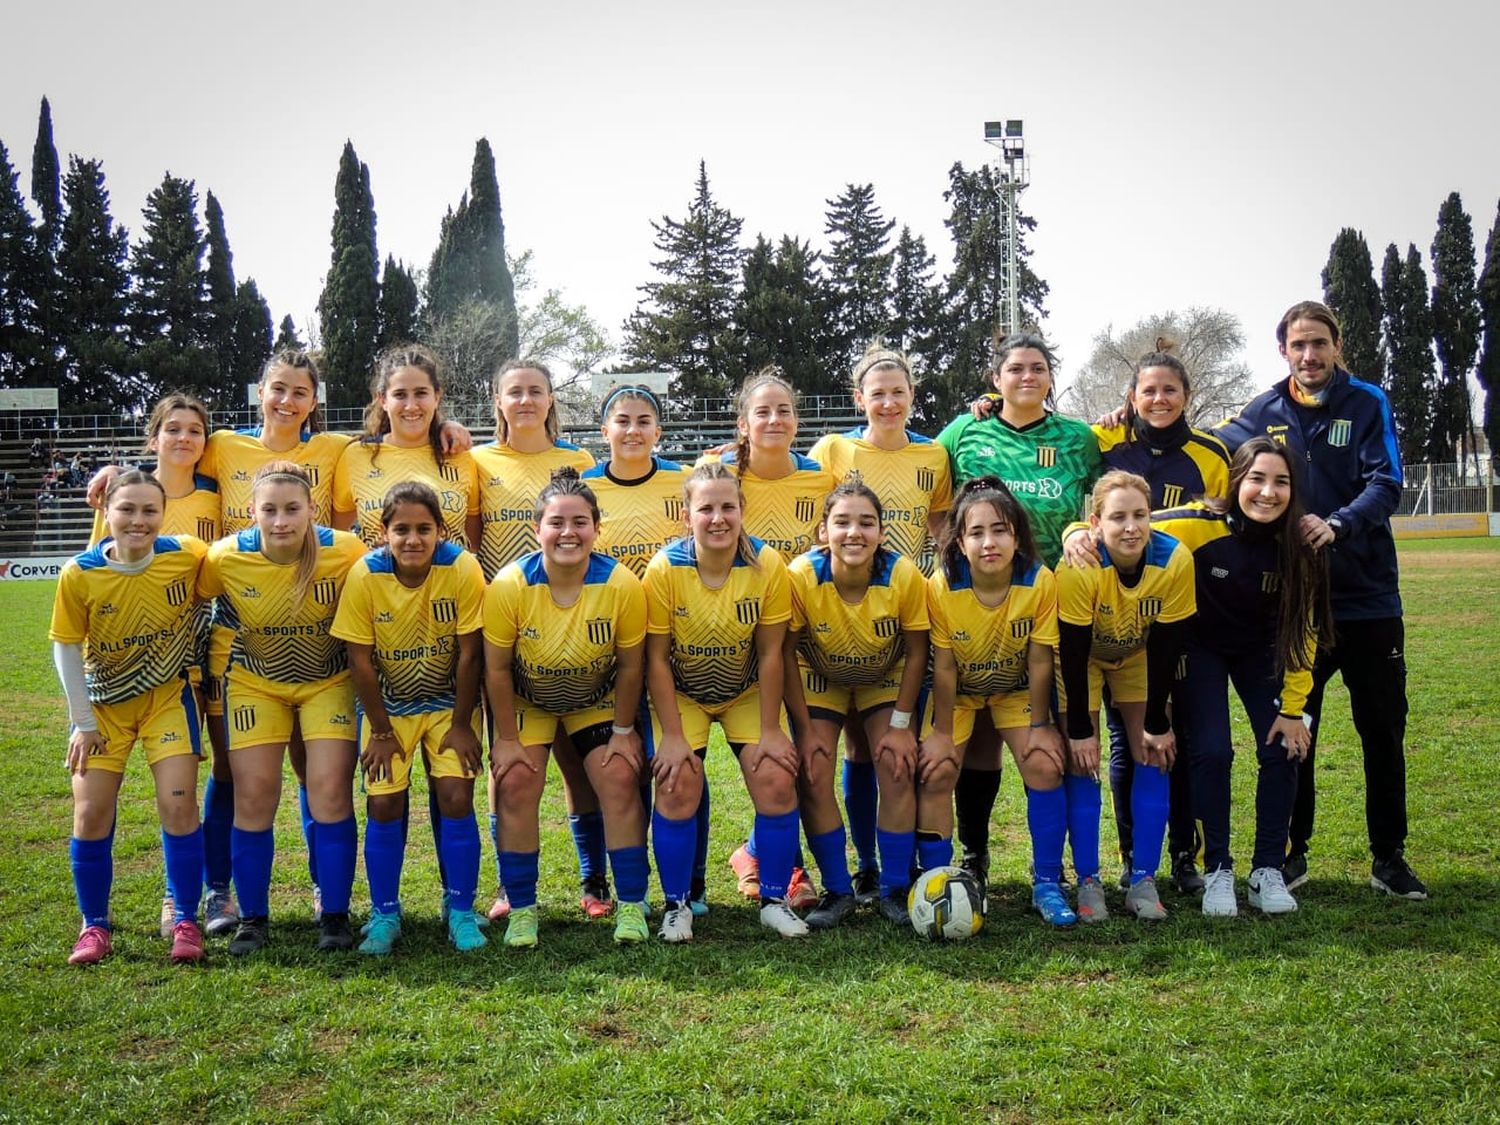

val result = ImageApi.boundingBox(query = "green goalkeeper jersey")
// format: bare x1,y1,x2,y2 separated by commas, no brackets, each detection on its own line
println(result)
936,411,1103,567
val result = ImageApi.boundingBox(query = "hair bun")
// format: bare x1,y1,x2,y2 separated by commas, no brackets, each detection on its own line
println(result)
1154,336,1177,355
550,466,581,484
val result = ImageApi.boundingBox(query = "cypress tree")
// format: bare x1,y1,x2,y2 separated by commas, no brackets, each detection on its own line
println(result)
1476,199,1500,463
738,235,826,393
1321,227,1382,379
56,157,131,409
201,191,244,407
317,141,381,407
1381,242,1435,465
131,173,214,406
377,255,420,350
225,279,273,405
0,141,40,385
29,97,63,387
30,97,61,250
273,314,304,353
889,226,946,426
823,183,894,377
1429,192,1481,462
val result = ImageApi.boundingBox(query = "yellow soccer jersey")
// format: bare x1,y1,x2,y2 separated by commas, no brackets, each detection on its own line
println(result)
928,557,1060,697
484,552,647,715
49,536,208,705
789,547,928,686
1056,532,1196,664
89,474,222,547
330,540,486,715
701,451,836,563
199,427,350,533
582,456,690,578
198,526,367,683
644,537,791,707
472,440,595,579
334,440,480,549
807,429,953,574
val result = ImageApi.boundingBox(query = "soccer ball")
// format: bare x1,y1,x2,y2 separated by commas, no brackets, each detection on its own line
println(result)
907,865,986,941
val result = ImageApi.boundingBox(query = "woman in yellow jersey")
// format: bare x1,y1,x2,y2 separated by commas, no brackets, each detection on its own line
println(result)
483,469,651,949
50,472,209,966
584,384,689,579
198,463,368,955
331,483,489,954
782,474,929,931
806,343,953,904
923,478,1071,926
1056,472,1196,923
644,462,804,942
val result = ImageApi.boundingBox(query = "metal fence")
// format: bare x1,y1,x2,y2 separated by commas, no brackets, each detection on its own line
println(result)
1401,462,1499,515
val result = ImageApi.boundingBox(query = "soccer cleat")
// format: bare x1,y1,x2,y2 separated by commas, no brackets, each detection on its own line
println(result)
203,889,240,937
959,850,990,894
689,895,709,918
1281,850,1309,892
876,892,911,927
311,884,323,923
1117,851,1133,890
68,925,113,966
729,844,761,898
759,898,811,938
1171,852,1206,894
852,868,880,906
1248,867,1299,914
1371,854,1429,901
359,910,402,955
1032,881,1078,927
1076,876,1110,923
447,908,488,952
786,866,819,911
579,873,616,919
1201,866,1239,917
169,919,205,964
487,885,512,923
804,891,858,931
658,900,694,943
1124,876,1168,921
317,911,355,952
503,905,539,949
613,901,650,944
227,916,269,957
159,893,176,939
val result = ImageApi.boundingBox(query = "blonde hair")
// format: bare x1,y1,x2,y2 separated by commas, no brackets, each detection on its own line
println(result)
252,461,319,608
850,340,914,395
1089,470,1153,518
494,359,561,445
683,462,759,568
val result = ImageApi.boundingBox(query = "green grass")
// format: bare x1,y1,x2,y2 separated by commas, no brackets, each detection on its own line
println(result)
2,539,1498,1123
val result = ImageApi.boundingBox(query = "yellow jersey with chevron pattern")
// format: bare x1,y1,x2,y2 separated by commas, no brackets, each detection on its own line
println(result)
330,540,486,715
334,440,480,549
89,474,222,547
1056,532,1196,664
789,547,929,686
807,429,953,574
198,427,349,533
484,552,646,715
928,557,1060,697
472,440,595,579
198,526,367,683
582,457,690,578
699,451,836,563
49,536,208,705
644,537,791,707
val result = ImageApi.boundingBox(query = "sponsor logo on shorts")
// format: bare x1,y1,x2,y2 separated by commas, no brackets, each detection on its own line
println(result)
735,597,760,626
432,597,457,623
873,616,899,639
1327,419,1352,447
159,730,181,743
312,578,337,605
165,578,188,607
1138,597,1162,618
1035,446,1057,468
587,618,613,646
232,705,256,733
916,467,935,492
330,713,351,726
795,497,815,522
1011,617,1033,639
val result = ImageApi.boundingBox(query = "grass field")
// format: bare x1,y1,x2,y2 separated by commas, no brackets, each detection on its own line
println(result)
2,539,1498,1123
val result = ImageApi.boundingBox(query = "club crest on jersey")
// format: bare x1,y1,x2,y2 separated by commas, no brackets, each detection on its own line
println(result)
232,705,256,733
439,463,460,483
432,598,457,623
735,597,761,625
303,466,320,487
1011,617,1033,640
1262,572,1280,593
1139,597,1163,618
197,517,217,540
164,578,188,607
873,617,899,639
795,497,815,522
1035,446,1057,468
1160,484,1184,509
587,618,613,646
663,497,683,521
1327,419,1352,447
312,578,338,605
916,467,935,492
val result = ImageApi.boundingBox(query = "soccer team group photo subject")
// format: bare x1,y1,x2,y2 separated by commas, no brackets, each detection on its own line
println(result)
51,297,1428,967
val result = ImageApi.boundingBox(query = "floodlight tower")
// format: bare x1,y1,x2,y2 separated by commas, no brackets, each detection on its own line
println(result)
983,120,1030,337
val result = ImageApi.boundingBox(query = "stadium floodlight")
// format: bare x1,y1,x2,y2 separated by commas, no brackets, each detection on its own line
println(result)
982,118,1031,337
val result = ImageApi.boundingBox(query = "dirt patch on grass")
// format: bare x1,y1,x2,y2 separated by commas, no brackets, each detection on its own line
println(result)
580,1017,641,1045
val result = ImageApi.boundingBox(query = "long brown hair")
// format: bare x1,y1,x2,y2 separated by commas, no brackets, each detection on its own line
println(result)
732,366,798,478
364,343,448,464
260,350,324,433
252,461,320,609
494,359,562,445
143,393,211,459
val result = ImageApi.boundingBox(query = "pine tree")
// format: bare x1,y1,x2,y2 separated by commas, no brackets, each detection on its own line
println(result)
55,157,131,409
621,161,745,403
1477,199,1500,463
738,235,826,393
377,255,420,350
29,97,63,387
1381,243,1435,465
1429,192,1481,463
225,279,272,404
1321,228,1383,379
317,141,381,407
0,141,40,385
823,183,894,378
201,191,244,408
131,173,214,406
888,225,946,426
273,314,304,353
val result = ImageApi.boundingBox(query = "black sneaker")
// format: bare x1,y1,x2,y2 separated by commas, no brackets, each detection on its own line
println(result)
227,916,269,957
959,851,989,893
1371,854,1428,900
1118,851,1133,890
851,868,880,906
805,891,858,930
1282,850,1309,892
317,911,356,951
877,892,910,927
1171,852,1205,894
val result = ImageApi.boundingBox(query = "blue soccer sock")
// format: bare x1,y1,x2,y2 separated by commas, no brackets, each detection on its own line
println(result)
568,811,606,885
652,808,697,904
754,809,801,901
315,815,358,915
1026,784,1067,884
70,835,113,929
806,826,854,896
1064,774,1103,881
231,825,275,918
298,786,318,888
842,759,880,872
608,845,651,905
201,775,234,892
162,826,204,923
498,850,540,910
439,814,480,913
915,831,954,873
876,827,916,898
691,776,710,891
1129,762,1171,884
364,817,405,916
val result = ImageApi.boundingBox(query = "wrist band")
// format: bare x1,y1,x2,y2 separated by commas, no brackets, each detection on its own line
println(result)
888,710,913,730
611,724,635,736
370,730,396,742
1029,720,1051,728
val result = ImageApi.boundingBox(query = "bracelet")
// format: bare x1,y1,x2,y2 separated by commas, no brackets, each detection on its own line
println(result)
1029,720,1051,728
369,730,396,742
611,724,635,736
888,710,913,730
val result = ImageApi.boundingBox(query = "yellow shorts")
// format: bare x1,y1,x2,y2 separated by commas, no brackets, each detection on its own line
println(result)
798,661,902,724
224,668,357,751
510,696,617,750
1056,650,1146,716
362,709,483,796
922,689,1035,745
654,686,785,753
202,625,234,718
85,678,202,774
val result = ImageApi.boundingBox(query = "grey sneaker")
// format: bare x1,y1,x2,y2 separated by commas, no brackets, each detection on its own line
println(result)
1076,876,1109,923
1248,866,1299,915
204,889,240,937
1124,876,1168,921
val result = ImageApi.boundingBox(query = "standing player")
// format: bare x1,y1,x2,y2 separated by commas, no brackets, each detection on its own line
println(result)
51,471,209,965
331,483,489,954
585,384,689,579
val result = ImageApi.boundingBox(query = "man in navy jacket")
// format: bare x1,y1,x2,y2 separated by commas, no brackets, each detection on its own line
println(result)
1215,300,1426,900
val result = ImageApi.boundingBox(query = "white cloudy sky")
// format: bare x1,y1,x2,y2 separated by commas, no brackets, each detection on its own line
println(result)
5,0,1498,401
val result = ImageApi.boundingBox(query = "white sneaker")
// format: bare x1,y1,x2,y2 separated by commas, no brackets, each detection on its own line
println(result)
159,893,176,939
1248,867,1298,914
759,898,811,939
658,900,694,943
1202,866,1238,917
